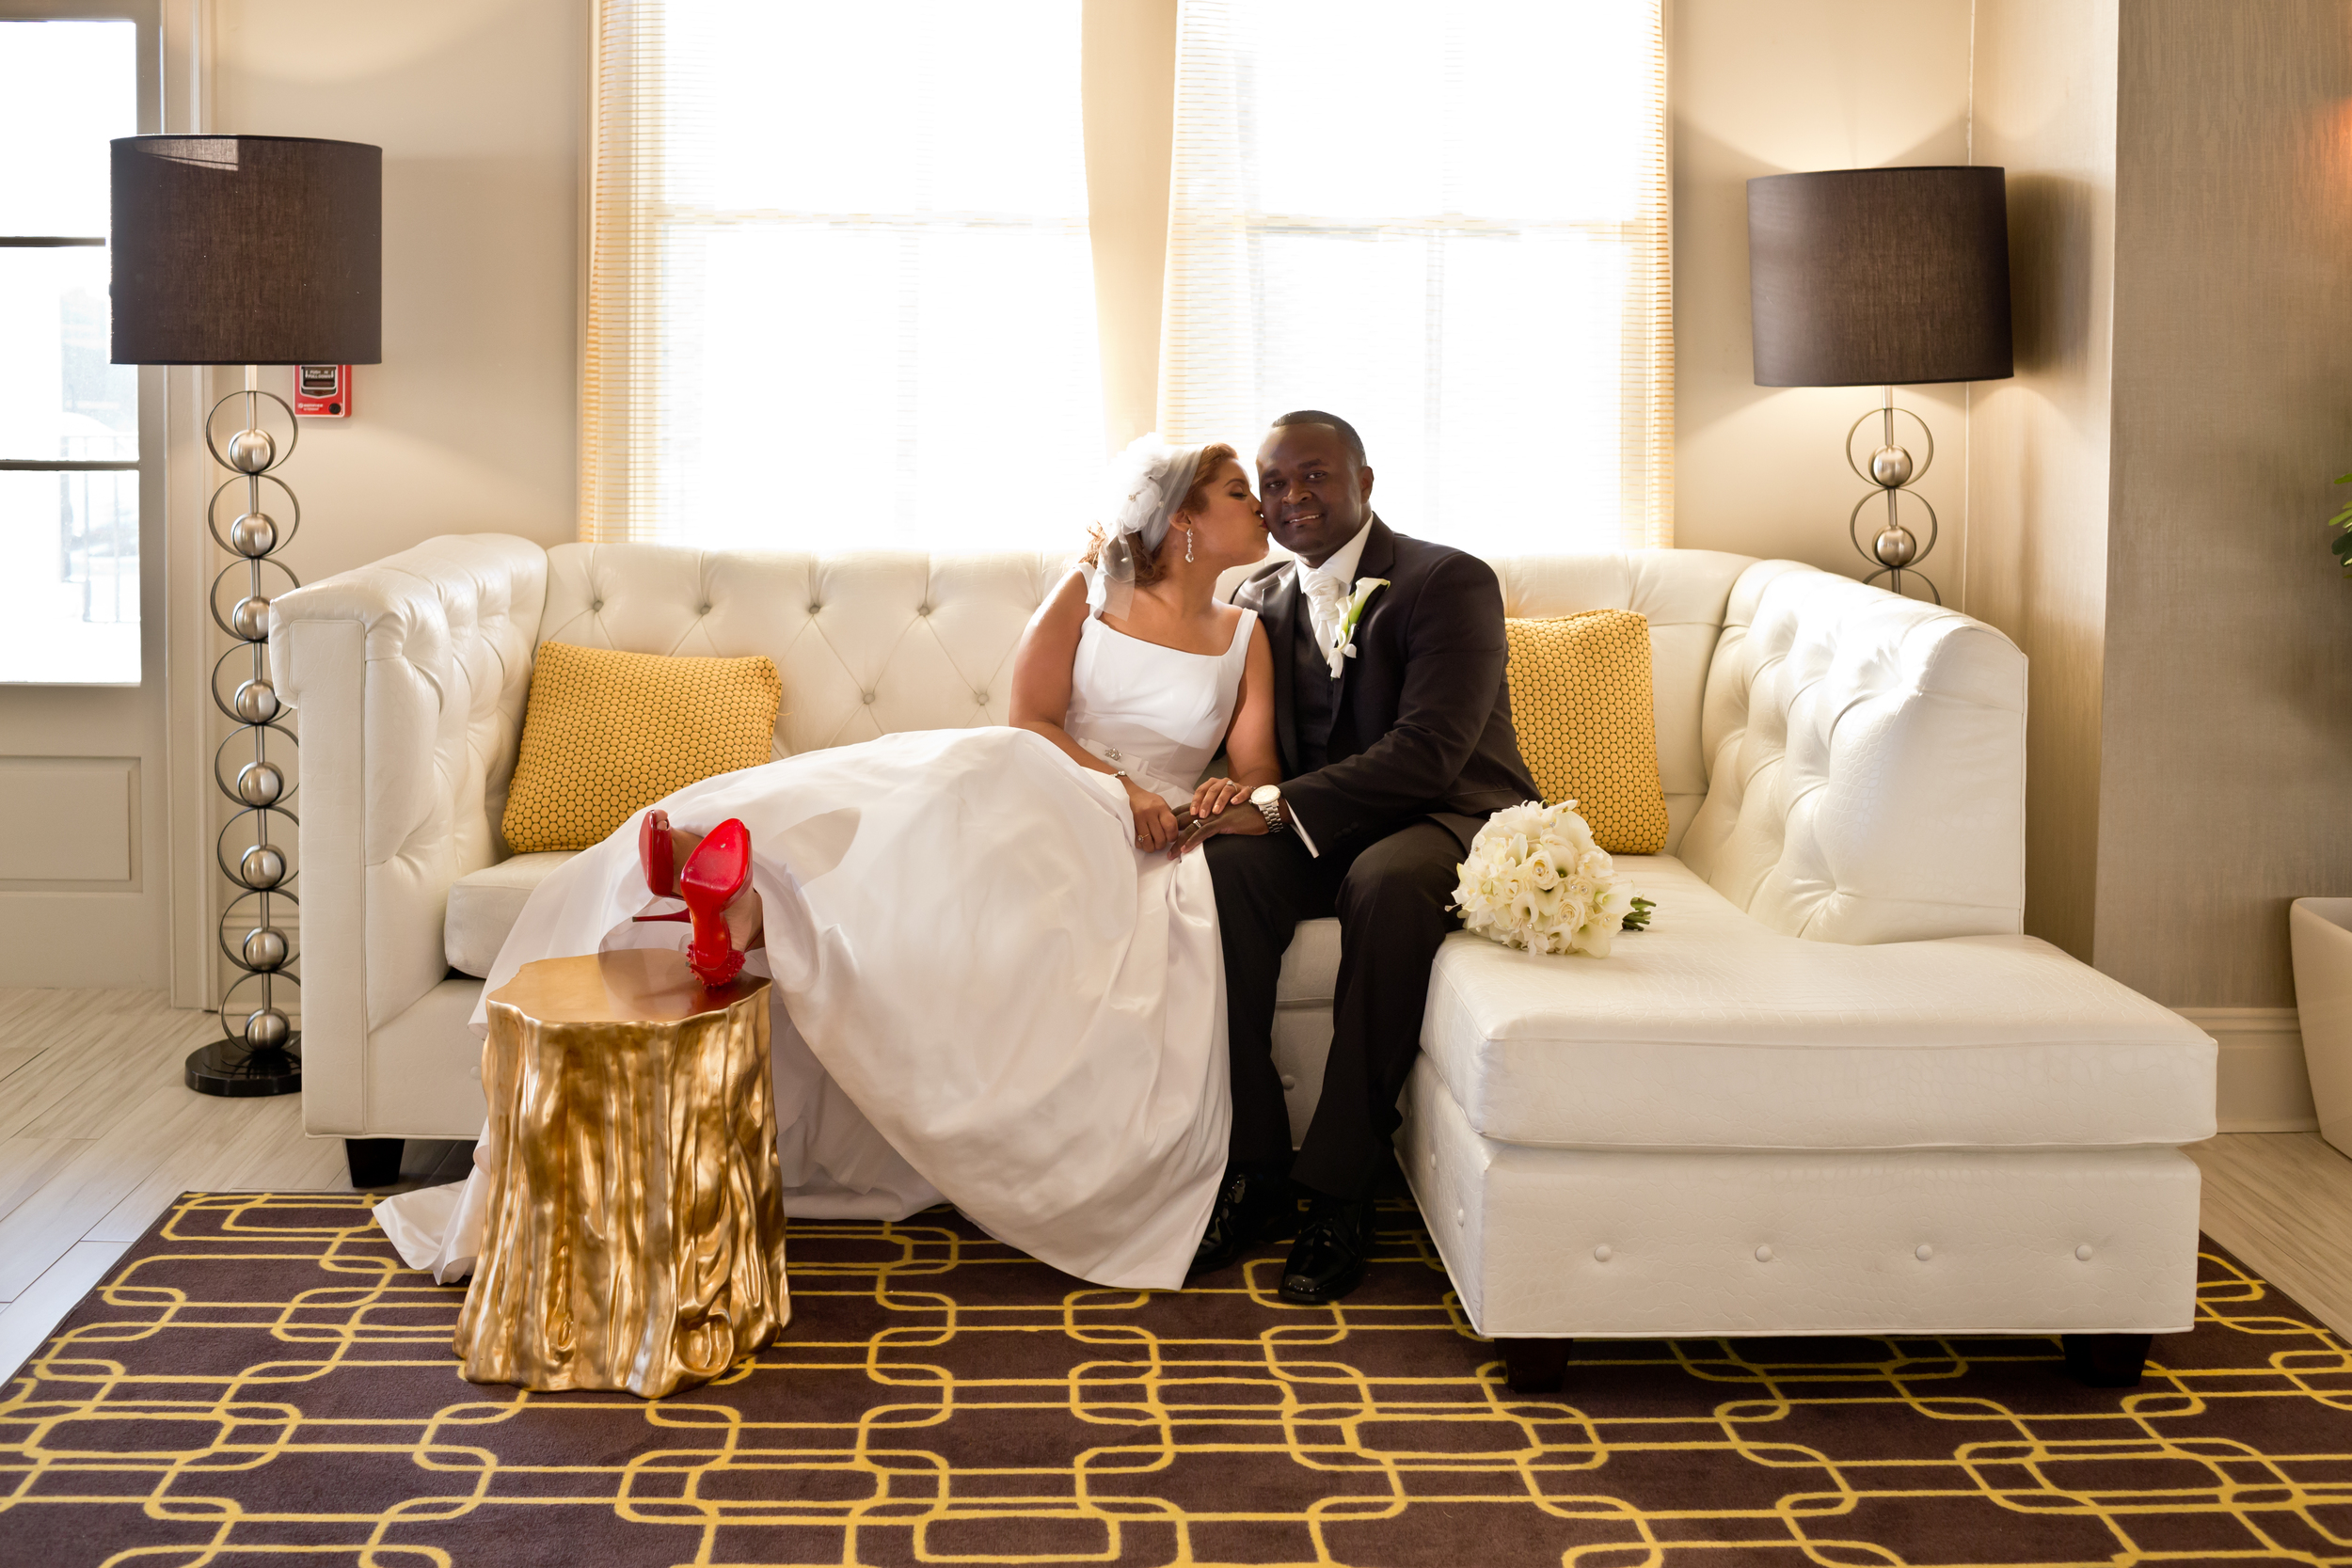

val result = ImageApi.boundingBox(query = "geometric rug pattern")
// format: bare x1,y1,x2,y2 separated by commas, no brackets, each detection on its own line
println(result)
7,1193,2352,1566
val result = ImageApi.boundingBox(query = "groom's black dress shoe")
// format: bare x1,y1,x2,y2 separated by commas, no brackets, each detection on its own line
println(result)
1189,1166,1293,1276
1279,1196,1375,1304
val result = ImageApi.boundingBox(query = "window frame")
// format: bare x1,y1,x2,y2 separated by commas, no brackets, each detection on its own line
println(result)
0,0,161,687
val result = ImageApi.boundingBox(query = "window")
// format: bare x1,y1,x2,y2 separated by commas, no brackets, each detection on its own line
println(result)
582,0,1105,551
585,1,1672,557
1158,0,1673,553
0,7,149,684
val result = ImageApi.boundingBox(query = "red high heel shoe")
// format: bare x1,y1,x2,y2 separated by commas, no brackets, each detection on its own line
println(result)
640,809,677,897
631,817,753,986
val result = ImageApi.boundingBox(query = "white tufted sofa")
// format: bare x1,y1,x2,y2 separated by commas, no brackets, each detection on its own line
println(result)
271,535,2214,1375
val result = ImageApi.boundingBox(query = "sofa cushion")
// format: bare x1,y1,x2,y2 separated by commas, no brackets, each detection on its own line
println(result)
1422,856,2217,1152
446,851,579,977
1276,916,1343,1004
1504,610,1668,853
501,641,782,852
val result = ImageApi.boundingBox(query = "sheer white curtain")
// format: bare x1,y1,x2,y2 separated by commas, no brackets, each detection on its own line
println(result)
1158,0,1673,552
583,0,1105,549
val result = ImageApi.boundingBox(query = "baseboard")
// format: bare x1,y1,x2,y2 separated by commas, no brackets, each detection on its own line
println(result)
2178,1006,2319,1132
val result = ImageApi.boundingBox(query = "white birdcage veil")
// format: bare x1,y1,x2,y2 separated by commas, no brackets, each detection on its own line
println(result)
1085,435,1209,620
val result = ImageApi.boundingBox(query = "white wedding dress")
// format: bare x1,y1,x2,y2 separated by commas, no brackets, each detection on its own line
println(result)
375,608,1255,1291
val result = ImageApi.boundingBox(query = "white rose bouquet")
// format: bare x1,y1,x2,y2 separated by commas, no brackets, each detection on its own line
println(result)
1451,800,1655,958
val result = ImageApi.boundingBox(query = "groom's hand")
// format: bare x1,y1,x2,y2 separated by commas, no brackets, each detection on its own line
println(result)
1172,801,1267,858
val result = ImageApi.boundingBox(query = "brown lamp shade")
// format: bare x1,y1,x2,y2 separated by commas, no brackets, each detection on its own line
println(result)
110,135,382,366
1748,166,2011,388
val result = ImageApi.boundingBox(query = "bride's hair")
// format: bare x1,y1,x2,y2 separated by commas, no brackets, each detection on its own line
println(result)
1080,442,1237,587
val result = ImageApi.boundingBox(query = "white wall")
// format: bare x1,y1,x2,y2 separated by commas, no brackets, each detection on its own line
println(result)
1966,0,2118,964
208,0,583,581
1669,0,1974,592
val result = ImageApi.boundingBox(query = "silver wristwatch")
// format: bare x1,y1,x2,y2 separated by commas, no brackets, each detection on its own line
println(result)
1249,784,1288,833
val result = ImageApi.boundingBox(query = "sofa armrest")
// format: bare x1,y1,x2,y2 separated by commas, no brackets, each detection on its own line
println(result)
271,533,548,1133
1683,561,2026,944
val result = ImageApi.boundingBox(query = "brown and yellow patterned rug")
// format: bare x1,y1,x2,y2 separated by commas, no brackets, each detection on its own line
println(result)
7,1192,2352,1566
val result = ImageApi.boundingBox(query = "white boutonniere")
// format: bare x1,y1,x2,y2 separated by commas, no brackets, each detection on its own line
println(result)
1325,578,1391,678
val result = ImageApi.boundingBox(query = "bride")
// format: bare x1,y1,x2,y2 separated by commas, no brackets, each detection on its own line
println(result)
375,438,1280,1290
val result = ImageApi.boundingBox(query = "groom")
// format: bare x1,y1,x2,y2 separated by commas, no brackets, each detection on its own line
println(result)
1187,410,1539,1302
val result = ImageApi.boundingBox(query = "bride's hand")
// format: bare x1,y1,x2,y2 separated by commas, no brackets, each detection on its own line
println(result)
1190,776,1250,822
1124,777,1180,852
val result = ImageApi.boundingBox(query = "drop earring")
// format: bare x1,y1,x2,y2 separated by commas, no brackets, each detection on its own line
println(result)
1185,528,1196,564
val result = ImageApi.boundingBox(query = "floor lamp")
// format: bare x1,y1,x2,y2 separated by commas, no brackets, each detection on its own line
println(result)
109,135,382,1097
1746,166,2013,604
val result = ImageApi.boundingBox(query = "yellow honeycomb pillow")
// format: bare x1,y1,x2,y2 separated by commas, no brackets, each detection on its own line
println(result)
501,641,783,853
1504,610,1668,854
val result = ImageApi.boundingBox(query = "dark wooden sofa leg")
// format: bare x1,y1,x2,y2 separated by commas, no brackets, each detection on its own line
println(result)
2062,1332,2151,1388
346,1138,404,1190
1500,1337,1570,1394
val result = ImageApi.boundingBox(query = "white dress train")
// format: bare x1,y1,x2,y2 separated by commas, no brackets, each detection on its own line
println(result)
374,609,1256,1291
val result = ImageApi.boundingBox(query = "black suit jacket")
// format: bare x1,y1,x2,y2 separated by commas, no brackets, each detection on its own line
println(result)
1232,516,1540,853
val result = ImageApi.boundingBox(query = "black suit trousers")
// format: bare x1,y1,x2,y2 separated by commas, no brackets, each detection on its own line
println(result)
1206,818,1465,1199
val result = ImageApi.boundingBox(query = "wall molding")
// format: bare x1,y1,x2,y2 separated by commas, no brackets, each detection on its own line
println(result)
2179,1006,2319,1133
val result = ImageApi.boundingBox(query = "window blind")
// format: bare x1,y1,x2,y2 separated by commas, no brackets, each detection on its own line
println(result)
1157,0,1673,552
582,0,1106,549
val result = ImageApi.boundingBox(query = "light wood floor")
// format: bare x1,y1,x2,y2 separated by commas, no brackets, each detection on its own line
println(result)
5,985,2351,1379
0,987,471,1381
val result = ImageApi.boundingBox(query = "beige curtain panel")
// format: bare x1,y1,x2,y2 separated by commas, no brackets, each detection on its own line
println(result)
1158,0,1673,552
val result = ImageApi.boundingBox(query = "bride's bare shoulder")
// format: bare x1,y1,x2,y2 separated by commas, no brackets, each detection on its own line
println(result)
1030,569,1092,627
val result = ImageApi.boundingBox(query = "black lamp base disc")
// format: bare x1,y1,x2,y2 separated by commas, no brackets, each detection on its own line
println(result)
185,1037,302,1098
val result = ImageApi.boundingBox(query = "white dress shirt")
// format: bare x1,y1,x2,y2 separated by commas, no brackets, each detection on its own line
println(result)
1281,515,1376,857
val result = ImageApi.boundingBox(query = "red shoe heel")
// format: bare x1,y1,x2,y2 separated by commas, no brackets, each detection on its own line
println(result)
640,809,677,897
676,817,752,987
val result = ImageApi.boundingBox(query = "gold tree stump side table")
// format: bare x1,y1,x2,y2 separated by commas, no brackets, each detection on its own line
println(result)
453,947,788,1398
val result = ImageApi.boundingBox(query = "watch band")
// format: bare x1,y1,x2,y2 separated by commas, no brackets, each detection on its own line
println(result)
1256,795,1288,833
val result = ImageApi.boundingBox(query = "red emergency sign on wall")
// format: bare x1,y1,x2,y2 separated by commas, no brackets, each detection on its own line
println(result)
294,364,352,418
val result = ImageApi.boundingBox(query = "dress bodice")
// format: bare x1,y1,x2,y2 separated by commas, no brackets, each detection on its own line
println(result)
1064,608,1258,806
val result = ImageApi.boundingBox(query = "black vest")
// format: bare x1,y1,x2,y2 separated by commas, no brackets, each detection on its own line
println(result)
1290,610,1339,772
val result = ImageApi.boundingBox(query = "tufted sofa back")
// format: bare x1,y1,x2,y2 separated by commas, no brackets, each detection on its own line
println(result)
527,541,1765,847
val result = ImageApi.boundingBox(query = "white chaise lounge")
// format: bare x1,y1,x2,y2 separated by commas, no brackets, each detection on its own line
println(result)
272,538,2216,1386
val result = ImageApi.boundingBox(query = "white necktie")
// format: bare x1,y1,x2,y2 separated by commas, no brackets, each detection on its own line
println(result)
1304,576,1349,658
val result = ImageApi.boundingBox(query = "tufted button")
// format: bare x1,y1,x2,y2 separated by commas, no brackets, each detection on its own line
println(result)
1593,1243,1612,1263
1454,1208,1466,1227
1427,1152,1438,1172
1754,1243,1773,1263
591,598,604,611
808,602,821,614
1915,1243,1933,1261
1279,1074,1295,1089
697,603,711,615
974,690,989,705
918,604,931,616
861,689,876,705
2075,1243,2094,1262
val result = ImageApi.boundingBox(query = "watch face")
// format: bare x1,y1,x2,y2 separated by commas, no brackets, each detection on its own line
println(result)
1250,784,1280,806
